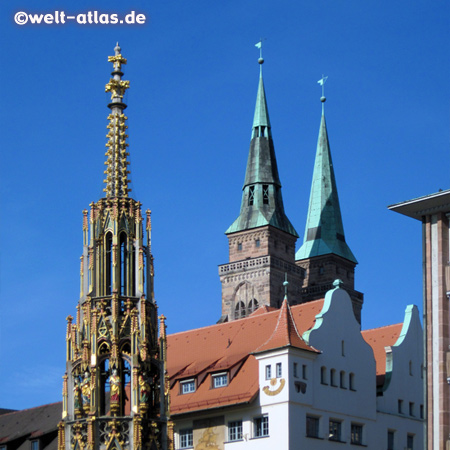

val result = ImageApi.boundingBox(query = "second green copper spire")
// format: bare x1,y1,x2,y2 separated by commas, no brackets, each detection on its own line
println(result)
296,99,357,263
226,58,297,237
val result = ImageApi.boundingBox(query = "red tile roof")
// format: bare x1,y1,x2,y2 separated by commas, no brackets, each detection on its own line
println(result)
255,299,318,353
167,298,401,415
167,301,322,415
362,323,403,386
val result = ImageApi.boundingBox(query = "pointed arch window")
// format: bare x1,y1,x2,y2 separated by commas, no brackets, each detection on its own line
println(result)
235,301,246,319
248,298,259,314
105,233,113,295
120,232,128,296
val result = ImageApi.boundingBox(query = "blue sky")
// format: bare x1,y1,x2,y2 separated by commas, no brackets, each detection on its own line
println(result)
1,0,449,410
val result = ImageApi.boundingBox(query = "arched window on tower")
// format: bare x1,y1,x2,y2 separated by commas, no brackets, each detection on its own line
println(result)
235,301,246,319
120,232,128,296
105,233,113,295
248,298,259,314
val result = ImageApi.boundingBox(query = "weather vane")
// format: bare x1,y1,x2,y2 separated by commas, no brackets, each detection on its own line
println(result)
255,38,266,65
317,74,328,112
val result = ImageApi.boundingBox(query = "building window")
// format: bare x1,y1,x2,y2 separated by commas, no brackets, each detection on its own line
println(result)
248,298,259,314
420,404,424,419
409,402,414,416
407,434,414,450
319,266,324,275
237,242,242,251
262,184,269,205
180,379,195,394
254,416,269,438
328,420,342,442
351,424,363,445
398,399,403,414
306,416,320,438
320,366,327,385
349,372,355,390
235,301,246,319
212,373,228,388
341,340,345,356
340,371,346,388
409,360,413,376
293,363,298,378
248,186,255,206
265,365,272,380
330,369,337,386
179,429,193,449
276,363,282,378
255,239,260,247
302,364,308,380
387,430,395,450
31,442,39,450
228,421,243,441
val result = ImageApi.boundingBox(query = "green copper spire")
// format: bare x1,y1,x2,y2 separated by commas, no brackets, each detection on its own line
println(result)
296,94,357,263
226,55,297,237
251,67,271,137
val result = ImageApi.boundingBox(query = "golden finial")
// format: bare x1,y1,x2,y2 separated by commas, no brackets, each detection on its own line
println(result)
107,42,127,72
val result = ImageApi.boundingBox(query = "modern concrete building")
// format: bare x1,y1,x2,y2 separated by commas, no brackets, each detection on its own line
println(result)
390,190,450,450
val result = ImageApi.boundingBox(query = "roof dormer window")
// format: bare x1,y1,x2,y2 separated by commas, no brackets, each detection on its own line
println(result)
212,372,228,388
180,379,195,394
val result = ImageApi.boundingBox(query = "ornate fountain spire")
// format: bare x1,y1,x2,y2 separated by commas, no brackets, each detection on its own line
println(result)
104,43,131,198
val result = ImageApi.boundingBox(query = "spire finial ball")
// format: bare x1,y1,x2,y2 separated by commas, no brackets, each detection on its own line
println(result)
320,96,326,103
258,57,264,65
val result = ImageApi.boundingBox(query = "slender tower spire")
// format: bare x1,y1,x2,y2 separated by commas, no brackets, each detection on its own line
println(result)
295,79,362,323
226,50,297,236
296,87,356,264
104,42,131,198
219,46,304,322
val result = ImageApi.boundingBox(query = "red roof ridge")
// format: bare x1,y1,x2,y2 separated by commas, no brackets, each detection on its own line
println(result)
167,307,282,339
362,322,402,334
255,298,317,353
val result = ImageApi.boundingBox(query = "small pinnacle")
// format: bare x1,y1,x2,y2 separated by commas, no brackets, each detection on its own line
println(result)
258,57,264,64
333,279,344,289
115,42,121,54
321,96,326,103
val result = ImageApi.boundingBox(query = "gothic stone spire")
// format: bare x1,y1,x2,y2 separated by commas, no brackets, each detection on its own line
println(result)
104,43,131,198
59,45,170,450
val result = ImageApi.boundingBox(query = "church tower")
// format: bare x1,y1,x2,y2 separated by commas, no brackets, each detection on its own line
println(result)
58,45,171,450
218,52,304,322
295,89,363,323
